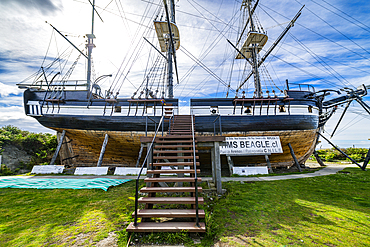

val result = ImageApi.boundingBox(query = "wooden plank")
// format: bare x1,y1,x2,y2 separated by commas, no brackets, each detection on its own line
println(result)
153,150,197,154
170,132,192,134
144,177,202,182
153,155,198,160
126,221,206,233
157,135,193,139
132,209,205,218
140,187,203,193
138,197,204,204
155,144,195,149
151,162,199,166
154,140,196,143
147,169,200,174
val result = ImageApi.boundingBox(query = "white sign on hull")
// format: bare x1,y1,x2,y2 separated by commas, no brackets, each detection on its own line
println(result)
31,165,64,174
220,136,283,155
114,167,147,175
74,167,108,175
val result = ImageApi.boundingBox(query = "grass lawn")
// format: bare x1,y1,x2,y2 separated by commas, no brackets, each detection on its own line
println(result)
0,167,369,246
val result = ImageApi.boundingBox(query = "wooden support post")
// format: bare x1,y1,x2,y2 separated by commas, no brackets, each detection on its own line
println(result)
264,155,273,173
211,147,216,183
288,143,301,172
50,130,66,166
313,150,325,167
214,141,222,194
97,134,109,167
135,144,145,168
226,156,234,176
362,148,370,170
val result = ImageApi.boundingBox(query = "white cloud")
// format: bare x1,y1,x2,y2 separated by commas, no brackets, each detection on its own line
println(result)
0,105,54,134
0,82,22,97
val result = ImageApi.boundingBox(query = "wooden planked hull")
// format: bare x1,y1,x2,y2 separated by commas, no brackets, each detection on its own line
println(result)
53,127,318,169
53,128,148,166
197,129,318,169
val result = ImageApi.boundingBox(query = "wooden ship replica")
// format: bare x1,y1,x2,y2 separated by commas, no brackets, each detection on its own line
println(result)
17,0,370,171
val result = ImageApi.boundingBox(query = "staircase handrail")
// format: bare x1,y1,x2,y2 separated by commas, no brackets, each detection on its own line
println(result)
134,115,164,226
191,115,200,227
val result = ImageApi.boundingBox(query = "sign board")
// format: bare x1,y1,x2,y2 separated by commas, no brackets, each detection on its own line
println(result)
31,165,64,174
233,166,269,176
114,167,147,176
220,136,283,155
74,167,108,175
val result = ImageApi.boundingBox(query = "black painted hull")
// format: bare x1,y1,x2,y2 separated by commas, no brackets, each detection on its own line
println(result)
34,114,318,133
35,115,164,132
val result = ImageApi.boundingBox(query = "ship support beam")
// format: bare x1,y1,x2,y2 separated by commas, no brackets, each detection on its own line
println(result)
212,142,223,195
50,130,66,166
97,134,109,167
363,148,370,170
288,143,302,172
318,133,366,170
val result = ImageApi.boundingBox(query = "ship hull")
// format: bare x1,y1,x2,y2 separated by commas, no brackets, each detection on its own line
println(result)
36,114,318,169
23,89,321,169
50,126,318,170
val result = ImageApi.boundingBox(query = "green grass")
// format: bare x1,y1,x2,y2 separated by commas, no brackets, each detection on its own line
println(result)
0,168,369,246
0,180,137,247
204,167,370,246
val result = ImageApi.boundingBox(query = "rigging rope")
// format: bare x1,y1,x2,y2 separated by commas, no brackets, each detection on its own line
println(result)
260,2,366,89
314,0,370,34
295,0,370,59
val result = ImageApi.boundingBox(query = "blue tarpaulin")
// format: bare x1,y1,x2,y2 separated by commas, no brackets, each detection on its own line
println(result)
0,177,131,191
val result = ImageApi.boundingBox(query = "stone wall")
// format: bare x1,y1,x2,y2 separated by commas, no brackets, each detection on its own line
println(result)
1,145,32,173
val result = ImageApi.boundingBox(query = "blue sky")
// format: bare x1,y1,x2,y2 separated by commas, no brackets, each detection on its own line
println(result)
0,0,370,148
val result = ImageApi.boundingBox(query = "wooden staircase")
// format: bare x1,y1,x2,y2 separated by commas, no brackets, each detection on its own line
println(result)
126,115,205,232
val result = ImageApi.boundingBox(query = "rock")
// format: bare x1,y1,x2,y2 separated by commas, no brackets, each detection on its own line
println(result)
1,145,32,172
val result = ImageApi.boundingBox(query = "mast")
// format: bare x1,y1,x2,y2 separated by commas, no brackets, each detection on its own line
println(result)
167,0,175,99
86,0,96,92
246,0,262,98
154,0,180,99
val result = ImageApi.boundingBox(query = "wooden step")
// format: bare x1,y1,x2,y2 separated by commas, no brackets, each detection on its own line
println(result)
170,132,192,135
154,144,195,149
153,156,198,160
157,135,193,139
151,162,199,166
138,197,204,204
147,169,200,174
140,187,203,193
153,150,197,154
144,177,202,183
155,140,196,143
169,129,192,132
132,209,205,218
126,222,206,233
